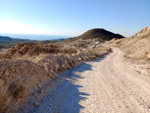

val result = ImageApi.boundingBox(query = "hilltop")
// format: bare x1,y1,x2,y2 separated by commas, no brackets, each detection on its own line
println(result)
74,28,124,41
58,28,125,49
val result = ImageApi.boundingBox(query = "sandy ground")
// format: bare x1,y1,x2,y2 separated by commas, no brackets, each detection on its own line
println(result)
34,48,150,113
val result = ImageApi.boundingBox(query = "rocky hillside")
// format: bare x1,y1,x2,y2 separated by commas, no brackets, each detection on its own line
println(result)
74,28,124,41
0,38,111,112
0,28,126,112
114,27,150,60
1,43,77,59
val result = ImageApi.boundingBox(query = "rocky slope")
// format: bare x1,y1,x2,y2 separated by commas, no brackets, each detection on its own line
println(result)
1,43,77,59
113,27,150,60
107,27,150,79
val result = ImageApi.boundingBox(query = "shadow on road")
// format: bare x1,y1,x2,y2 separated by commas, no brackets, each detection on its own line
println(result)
50,68,91,113
35,52,112,113
35,65,91,113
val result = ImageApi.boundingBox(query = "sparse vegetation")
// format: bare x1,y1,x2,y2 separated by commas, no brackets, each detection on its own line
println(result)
114,27,150,61
0,28,117,112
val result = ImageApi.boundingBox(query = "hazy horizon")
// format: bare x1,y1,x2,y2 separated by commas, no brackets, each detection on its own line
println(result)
0,0,150,38
0,33,71,40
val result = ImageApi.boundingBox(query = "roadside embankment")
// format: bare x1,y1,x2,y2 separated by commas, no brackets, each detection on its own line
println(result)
0,42,110,113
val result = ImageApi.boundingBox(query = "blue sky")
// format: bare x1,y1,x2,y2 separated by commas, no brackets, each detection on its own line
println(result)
0,0,150,37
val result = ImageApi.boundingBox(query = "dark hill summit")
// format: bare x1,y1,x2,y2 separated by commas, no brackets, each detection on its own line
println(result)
75,28,125,41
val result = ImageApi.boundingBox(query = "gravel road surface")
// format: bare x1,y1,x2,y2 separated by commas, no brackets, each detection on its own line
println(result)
35,48,150,113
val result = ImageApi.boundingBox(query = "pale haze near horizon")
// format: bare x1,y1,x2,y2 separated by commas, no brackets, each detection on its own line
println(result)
0,0,150,39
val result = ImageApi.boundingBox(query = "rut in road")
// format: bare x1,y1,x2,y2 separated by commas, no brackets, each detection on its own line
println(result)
35,48,150,113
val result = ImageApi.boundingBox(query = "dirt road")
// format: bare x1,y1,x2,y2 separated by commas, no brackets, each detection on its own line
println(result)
35,48,150,113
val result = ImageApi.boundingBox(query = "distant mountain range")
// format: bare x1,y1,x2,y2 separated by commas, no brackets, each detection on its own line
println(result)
0,36,34,49
0,36,31,44
0,35,65,49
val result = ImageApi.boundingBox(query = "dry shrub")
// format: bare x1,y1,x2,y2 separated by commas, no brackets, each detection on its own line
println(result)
1,42,77,59
0,81,25,113
0,59,49,113
9,84,25,98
